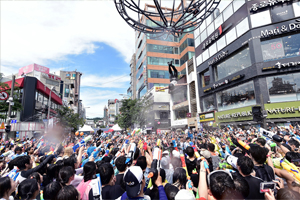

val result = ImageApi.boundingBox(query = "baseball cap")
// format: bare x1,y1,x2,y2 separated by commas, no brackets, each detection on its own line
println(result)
172,150,180,158
200,150,211,159
123,166,144,198
175,189,196,200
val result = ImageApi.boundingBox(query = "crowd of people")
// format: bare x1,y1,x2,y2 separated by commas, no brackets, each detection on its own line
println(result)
0,125,300,200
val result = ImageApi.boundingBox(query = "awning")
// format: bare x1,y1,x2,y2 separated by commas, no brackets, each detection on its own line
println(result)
104,129,114,133
2,78,25,90
78,125,94,132
36,80,62,105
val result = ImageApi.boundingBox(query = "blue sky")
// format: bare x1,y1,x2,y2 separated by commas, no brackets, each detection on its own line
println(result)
1,1,135,118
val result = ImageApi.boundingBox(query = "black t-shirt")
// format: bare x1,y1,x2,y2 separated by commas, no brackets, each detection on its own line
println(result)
115,173,126,190
244,175,265,200
253,164,275,182
101,185,124,200
186,158,197,176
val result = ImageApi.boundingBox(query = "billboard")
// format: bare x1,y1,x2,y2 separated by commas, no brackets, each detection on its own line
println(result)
18,63,50,76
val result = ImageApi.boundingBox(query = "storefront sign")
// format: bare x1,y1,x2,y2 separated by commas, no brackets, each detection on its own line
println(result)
261,19,300,38
18,63,50,76
155,87,165,92
199,112,215,122
202,24,232,50
262,60,300,71
204,74,245,93
250,0,295,12
208,51,229,66
264,101,300,118
215,106,253,122
43,73,61,81
217,110,252,120
172,119,188,126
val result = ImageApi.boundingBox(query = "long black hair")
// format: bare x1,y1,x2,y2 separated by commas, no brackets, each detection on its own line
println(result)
56,185,79,200
173,167,187,188
58,166,75,186
0,177,11,198
16,179,39,200
83,161,96,182
43,181,62,200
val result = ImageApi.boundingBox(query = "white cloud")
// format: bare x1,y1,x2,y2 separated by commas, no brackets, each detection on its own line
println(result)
80,88,122,118
81,74,130,88
1,1,135,68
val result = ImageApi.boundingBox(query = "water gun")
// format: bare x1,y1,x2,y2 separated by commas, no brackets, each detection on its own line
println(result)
180,154,189,178
104,149,110,157
37,140,44,148
156,139,161,147
189,141,193,146
192,145,200,159
40,191,44,200
237,139,250,150
125,143,136,164
46,151,54,156
200,157,210,173
219,162,233,170
280,159,300,183
7,166,19,181
143,142,147,151
172,138,178,151
227,137,234,146
110,151,122,166
290,124,294,130
272,158,283,169
73,135,92,152
2,150,13,157
225,145,232,155
187,176,193,190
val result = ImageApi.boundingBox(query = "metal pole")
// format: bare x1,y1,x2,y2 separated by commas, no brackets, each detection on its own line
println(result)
6,75,15,140
47,91,51,120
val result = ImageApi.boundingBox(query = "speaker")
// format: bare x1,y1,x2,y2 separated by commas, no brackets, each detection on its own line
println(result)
252,106,263,122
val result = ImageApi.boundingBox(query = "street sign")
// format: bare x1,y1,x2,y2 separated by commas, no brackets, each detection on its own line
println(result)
0,122,4,129
0,91,9,101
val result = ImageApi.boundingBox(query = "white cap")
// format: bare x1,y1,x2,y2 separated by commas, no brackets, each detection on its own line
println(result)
175,189,196,200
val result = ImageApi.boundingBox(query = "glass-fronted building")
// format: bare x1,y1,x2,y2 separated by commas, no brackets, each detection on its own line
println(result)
195,0,300,128
134,4,195,99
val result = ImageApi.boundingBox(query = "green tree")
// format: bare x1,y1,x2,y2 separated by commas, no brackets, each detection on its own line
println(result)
56,106,85,132
0,81,23,120
116,98,152,129
116,99,138,130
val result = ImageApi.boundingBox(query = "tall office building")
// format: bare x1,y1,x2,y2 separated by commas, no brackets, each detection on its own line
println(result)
134,4,195,99
128,54,136,99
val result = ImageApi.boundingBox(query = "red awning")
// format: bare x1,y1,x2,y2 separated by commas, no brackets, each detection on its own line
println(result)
3,78,25,89
104,129,114,133
36,80,62,105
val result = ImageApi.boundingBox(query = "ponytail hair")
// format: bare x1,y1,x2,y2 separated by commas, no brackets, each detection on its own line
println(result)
16,179,39,200
58,166,75,186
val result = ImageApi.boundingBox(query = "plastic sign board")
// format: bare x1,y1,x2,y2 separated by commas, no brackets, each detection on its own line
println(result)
0,122,5,129
0,91,9,101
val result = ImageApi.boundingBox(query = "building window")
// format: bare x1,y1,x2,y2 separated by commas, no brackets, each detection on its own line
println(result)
148,57,178,66
202,95,216,112
148,70,169,79
179,38,195,53
266,73,300,103
236,17,249,37
293,2,300,17
216,81,256,111
201,69,210,87
250,10,271,28
160,112,168,119
46,79,59,86
180,52,195,66
139,86,147,99
174,106,189,120
43,96,48,106
215,47,251,81
261,33,300,62
147,44,176,54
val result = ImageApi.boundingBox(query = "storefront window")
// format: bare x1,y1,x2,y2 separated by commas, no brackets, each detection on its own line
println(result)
217,81,256,111
201,69,210,87
174,106,189,120
43,96,48,106
267,74,298,103
215,47,251,81
203,95,216,112
148,70,169,79
147,44,176,54
261,33,300,62
148,57,178,66
172,88,187,105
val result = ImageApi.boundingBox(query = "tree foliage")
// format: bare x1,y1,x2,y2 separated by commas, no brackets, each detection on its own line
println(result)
0,81,23,119
56,106,85,132
116,98,152,129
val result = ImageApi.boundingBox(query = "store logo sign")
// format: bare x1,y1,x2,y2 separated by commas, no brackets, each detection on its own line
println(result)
262,61,300,71
266,106,300,114
250,0,295,12
217,110,252,120
261,19,300,38
208,51,229,66
202,24,232,50
204,74,245,93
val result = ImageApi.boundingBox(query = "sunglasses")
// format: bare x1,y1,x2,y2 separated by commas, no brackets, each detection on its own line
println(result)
207,170,233,188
